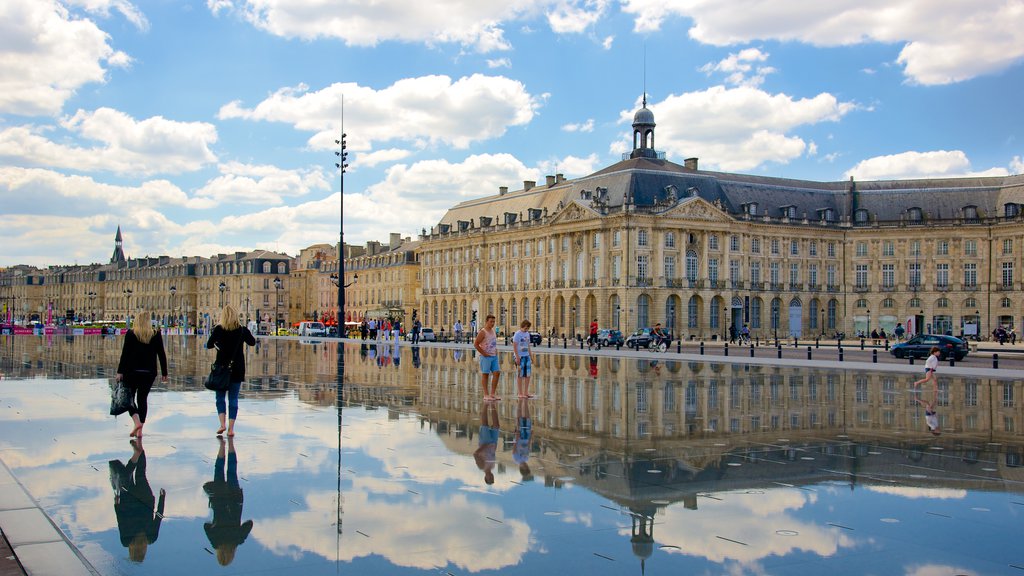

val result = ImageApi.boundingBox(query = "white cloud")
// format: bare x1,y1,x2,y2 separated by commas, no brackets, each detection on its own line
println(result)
537,153,599,177
546,0,608,34
863,486,967,500
65,0,149,31
843,150,1011,180
351,148,413,168
0,108,218,176
620,0,1024,85
561,118,594,132
0,0,132,116
699,47,776,88
601,35,614,50
1010,155,1024,174
208,0,556,53
218,75,541,152
192,162,329,206
620,87,856,172
487,57,512,68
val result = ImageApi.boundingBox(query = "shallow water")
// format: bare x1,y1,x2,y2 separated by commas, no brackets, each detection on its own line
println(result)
1,335,1022,575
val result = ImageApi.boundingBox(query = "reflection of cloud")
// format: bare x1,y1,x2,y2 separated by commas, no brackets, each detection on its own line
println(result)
863,486,967,500
650,489,855,564
905,564,980,576
257,488,531,571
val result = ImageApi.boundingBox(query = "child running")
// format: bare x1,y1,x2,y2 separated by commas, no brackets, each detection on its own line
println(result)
912,346,941,390
512,320,534,399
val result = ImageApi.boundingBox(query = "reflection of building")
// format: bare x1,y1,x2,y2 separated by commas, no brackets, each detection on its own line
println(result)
417,99,1024,340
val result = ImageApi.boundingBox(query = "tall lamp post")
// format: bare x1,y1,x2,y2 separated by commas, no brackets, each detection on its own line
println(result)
273,276,282,334
820,307,825,336
123,288,132,327
87,291,97,322
615,304,621,330
169,286,176,328
669,303,676,341
866,309,871,337
218,282,226,308
570,305,576,340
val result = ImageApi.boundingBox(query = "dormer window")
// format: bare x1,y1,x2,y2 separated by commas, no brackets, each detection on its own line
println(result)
746,202,758,216
1005,203,1020,218
854,209,869,223
819,208,835,222
963,205,979,222
907,207,923,222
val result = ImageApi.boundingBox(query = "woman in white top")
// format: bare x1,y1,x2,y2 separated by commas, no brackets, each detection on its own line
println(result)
912,346,941,390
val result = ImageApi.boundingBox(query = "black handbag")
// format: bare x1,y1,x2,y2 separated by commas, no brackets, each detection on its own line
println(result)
205,330,242,391
110,379,132,416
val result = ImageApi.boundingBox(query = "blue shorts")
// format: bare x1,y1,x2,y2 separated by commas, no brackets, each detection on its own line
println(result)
480,355,500,374
479,425,499,445
518,356,532,377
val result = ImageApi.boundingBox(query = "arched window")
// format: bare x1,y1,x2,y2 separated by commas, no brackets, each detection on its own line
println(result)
770,298,781,330
881,298,895,308
936,298,950,308
751,298,762,329
685,250,698,281
854,209,869,223
964,297,977,308
855,298,868,308
262,262,271,274
637,294,650,328
909,297,921,308
277,262,286,274
688,296,699,328
1001,297,1012,308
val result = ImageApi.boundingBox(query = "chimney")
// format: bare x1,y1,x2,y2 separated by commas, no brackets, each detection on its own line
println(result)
555,173,565,184
546,175,556,187
389,233,401,249
523,180,535,191
499,186,508,196
684,158,699,170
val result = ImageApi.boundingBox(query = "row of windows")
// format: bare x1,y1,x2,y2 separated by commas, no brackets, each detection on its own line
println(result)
854,262,1015,288
855,239,1016,258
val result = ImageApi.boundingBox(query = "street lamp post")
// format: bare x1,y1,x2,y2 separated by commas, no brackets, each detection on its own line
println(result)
218,282,226,308
169,286,176,329
669,304,676,341
123,288,132,327
571,305,576,340
615,304,621,330
273,276,282,334
867,309,871,337
723,306,728,341
87,291,97,322
820,307,825,336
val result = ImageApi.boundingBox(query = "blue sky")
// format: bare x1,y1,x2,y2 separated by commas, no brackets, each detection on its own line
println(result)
2,0,1023,267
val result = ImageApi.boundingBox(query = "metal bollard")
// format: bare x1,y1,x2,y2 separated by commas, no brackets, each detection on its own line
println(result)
807,346,812,360
793,337,798,348
909,355,914,365
724,342,729,356
949,356,955,367
580,338,584,350
750,344,755,357
860,338,865,350
777,346,782,359
839,347,844,361
563,337,567,349
872,349,877,363
815,337,819,349
884,339,890,351
616,342,621,350
547,337,551,348
700,341,705,355
677,340,681,353
993,353,999,369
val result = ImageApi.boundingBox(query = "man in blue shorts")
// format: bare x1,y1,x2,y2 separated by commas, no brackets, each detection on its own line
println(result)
474,314,500,401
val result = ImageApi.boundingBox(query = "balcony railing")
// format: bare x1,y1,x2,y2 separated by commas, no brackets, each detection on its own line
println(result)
666,278,684,288
730,280,745,290
687,279,703,289
826,285,841,292
710,280,725,290
770,282,785,291
553,280,565,288
584,279,598,287
569,279,580,288
853,285,870,292
788,283,802,292
750,282,765,291
807,284,820,292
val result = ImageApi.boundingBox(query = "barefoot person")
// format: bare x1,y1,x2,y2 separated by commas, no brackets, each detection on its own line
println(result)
512,319,534,399
116,310,168,439
474,314,500,401
206,305,256,437
912,346,941,390
473,399,500,485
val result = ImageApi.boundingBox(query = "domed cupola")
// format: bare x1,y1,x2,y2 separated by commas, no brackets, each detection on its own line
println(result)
630,94,658,159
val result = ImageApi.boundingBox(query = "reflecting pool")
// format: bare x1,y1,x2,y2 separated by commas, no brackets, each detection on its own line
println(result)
1,335,1023,575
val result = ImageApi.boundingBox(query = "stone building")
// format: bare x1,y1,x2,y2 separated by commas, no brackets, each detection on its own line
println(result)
340,233,420,324
417,99,1024,340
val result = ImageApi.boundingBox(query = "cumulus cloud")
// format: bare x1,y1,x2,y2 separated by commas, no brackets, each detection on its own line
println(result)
537,153,599,177
0,108,219,176
562,119,594,133
0,0,132,116
620,0,1024,85
843,150,1011,180
601,35,614,49
192,161,330,206
351,148,413,168
218,75,541,152
699,47,776,88
487,57,512,68
546,0,608,33
1011,155,1024,174
617,87,856,171
65,0,150,30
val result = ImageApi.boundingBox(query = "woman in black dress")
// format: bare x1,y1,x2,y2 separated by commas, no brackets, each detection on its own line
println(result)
116,310,168,438
205,305,256,436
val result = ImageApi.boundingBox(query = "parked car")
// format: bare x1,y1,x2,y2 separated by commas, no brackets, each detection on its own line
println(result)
276,327,291,336
405,328,437,341
298,321,327,337
529,331,543,345
597,328,624,346
890,334,969,361
625,328,670,350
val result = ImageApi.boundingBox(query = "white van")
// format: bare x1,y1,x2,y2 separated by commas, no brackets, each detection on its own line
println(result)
298,321,327,337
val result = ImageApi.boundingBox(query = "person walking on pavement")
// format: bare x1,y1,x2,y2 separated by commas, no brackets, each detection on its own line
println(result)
588,318,598,349
206,305,256,437
728,323,737,344
474,314,501,401
116,309,168,439
411,318,422,344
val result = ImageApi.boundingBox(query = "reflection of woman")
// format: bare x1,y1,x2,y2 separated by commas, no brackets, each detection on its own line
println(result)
204,437,253,566
109,439,165,563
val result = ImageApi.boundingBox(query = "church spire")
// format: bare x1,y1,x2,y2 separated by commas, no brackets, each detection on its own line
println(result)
110,226,126,265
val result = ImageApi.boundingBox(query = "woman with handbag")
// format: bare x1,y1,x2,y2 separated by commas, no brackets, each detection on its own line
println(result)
116,310,169,438
206,305,256,437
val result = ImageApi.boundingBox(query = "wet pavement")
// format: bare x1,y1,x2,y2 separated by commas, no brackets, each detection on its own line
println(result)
1,334,1023,575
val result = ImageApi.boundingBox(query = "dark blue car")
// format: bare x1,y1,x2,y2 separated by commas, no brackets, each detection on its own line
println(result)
890,334,968,361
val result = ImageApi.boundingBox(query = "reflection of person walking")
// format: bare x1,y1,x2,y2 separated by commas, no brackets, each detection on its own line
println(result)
204,437,253,566
474,314,500,401
912,346,941,391
513,398,534,482
109,438,165,563
116,310,169,439
473,400,500,485
206,305,256,437
512,319,534,398
588,319,598,349
913,381,941,436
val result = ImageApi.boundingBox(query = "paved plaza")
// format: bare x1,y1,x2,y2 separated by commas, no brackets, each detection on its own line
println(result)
1,334,1024,575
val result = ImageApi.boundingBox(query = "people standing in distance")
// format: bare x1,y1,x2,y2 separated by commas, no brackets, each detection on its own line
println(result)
454,319,463,342
203,437,254,566
206,305,256,437
109,438,165,563
512,319,534,399
116,309,168,439
411,318,422,345
912,346,941,391
894,322,905,342
473,399,500,485
474,314,500,401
